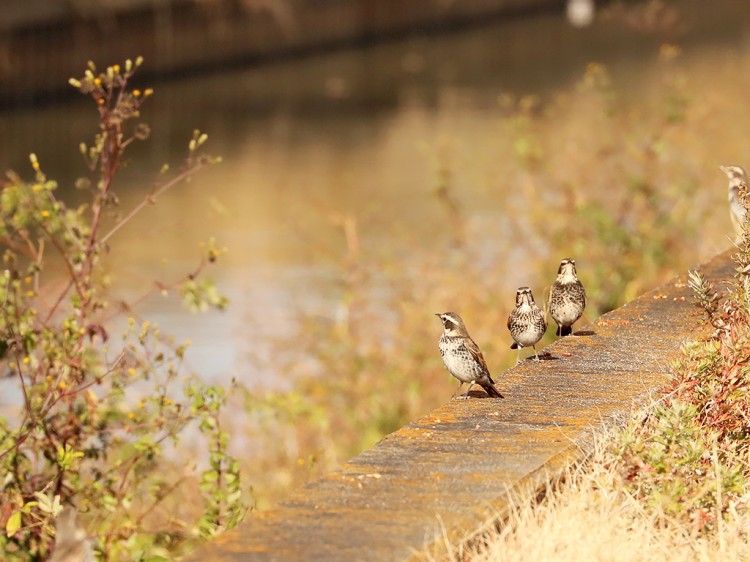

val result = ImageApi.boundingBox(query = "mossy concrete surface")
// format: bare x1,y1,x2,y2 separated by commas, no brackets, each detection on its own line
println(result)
187,249,734,561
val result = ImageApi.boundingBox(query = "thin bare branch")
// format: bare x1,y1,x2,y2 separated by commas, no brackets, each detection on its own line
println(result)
100,163,208,246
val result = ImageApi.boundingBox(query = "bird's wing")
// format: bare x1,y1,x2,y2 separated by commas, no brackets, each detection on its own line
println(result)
730,191,746,224
465,337,490,375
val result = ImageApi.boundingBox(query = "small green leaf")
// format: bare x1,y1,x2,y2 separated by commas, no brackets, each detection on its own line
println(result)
50,495,63,517
6,511,21,537
201,470,219,483
33,492,53,514
21,501,39,513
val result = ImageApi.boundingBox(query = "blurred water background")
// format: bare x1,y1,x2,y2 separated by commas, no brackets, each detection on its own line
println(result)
2,0,750,506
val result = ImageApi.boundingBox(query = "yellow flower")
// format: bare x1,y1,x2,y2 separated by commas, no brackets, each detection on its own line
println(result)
41,210,50,218
94,78,102,86
128,368,136,376
22,356,30,364
58,381,67,390
113,64,120,73
133,89,141,97
23,276,32,284
127,412,135,420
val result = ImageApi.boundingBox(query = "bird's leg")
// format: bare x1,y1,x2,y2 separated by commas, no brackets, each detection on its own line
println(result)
516,346,522,365
451,381,465,400
464,381,475,398
533,345,540,361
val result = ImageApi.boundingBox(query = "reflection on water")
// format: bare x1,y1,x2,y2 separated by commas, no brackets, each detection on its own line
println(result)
1,1,749,390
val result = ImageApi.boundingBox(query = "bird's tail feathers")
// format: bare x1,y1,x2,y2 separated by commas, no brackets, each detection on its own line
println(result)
482,382,505,399
510,342,519,349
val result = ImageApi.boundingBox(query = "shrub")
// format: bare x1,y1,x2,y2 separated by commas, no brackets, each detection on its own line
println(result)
0,59,246,560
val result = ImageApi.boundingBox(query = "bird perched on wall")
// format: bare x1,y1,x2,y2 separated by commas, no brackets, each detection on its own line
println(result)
549,258,586,337
508,287,546,364
720,165,748,238
436,312,504,399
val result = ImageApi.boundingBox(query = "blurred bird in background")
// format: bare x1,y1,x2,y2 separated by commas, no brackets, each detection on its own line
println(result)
720,165,748,239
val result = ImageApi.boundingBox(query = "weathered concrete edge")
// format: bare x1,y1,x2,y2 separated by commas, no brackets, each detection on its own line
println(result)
413,407,635,560
414,437,587,560
187,248,735,561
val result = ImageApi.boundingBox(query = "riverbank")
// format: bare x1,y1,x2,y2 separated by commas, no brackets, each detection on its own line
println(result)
2,0,564,107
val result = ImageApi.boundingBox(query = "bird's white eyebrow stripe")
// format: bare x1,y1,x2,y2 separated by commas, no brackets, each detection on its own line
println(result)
442,313,460,325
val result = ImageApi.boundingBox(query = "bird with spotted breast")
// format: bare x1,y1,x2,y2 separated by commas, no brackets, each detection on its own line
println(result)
507,287,547,364
436,312,504,399
549,258,586,337
720,165,748,238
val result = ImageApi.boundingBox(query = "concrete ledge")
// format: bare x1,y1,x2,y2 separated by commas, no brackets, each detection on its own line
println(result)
187,249,733,561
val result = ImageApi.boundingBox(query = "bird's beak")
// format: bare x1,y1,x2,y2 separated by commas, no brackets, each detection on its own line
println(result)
434,313,442,317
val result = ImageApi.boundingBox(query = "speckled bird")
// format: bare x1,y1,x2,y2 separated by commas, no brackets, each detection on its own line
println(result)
720,165,748,238
507,287,546,364
549,258,586,337
436,312,504,399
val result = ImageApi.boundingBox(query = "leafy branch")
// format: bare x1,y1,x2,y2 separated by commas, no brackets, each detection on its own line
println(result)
0,59,247,560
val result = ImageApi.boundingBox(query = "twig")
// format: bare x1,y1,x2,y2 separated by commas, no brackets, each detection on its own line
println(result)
0,235,36,258
35,219,86,303
43,279,74,324
101,258,207,323
61,350,127,398
100,164,207,246
13,353,31,417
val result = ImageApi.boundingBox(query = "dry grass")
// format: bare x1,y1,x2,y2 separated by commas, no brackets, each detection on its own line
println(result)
450,419,750,562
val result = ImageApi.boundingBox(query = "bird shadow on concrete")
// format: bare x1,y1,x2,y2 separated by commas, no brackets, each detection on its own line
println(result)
464,390,501,399
573,330,596,336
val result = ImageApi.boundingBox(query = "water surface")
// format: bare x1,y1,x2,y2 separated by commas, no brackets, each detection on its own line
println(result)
1,0,748,390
